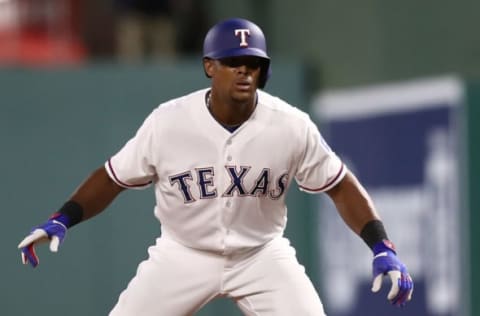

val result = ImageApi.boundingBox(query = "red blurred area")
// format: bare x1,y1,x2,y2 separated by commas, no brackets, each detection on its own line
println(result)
0,0,87,66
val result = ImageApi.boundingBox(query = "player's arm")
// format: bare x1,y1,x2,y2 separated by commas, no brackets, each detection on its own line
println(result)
325,170,379,234
68,166,125,221
18,166,124,268
325,170,414,307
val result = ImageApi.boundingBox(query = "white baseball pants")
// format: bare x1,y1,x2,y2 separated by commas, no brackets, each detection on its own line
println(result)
109,236,326,316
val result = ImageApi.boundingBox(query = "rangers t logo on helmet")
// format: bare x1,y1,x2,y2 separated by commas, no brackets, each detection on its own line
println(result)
234,29,250,47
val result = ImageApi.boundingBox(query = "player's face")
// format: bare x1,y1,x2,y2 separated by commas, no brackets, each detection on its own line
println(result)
204,56,262,104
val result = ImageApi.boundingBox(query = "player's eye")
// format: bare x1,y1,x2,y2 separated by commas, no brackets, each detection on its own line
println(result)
219,57,262,69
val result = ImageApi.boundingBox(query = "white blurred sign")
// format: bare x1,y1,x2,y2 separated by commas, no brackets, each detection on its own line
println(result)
312,76,467,316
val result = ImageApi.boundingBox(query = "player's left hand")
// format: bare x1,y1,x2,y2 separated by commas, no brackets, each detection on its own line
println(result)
371,240,413,307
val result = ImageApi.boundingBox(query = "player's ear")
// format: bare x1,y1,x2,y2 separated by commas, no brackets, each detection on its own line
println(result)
203,58,215,78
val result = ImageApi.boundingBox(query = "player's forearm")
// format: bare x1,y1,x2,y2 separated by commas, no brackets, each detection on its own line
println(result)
326,170,380,235
67,166,125,222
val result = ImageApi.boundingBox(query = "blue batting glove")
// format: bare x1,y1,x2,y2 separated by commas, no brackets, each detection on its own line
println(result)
17,213,69,268
371,240,414,307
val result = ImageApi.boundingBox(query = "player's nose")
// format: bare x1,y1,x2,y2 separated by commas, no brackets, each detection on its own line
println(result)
235,65,253,76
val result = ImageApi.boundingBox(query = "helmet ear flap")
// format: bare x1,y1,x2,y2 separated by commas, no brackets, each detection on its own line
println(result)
202,58,213,78
258,59,271,89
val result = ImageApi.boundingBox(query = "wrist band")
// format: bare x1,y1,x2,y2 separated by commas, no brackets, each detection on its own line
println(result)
56,200,84,228
360,219,388,250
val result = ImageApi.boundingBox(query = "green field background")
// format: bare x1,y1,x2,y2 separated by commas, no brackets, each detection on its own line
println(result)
466,82,480,316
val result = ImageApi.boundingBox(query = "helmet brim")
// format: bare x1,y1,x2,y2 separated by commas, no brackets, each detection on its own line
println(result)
204,47,270,61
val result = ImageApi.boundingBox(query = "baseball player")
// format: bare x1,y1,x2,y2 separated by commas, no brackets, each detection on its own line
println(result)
18,18,413,315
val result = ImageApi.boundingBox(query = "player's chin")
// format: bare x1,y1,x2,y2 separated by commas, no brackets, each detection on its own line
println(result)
231,93,254,105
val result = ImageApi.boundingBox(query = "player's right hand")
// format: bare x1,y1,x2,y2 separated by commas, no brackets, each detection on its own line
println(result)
17,214,69,268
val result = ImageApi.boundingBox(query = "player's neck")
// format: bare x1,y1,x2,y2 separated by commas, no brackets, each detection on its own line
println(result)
207,91,257,127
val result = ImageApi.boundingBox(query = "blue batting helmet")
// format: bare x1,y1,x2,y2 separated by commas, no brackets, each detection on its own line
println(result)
203,18,271,88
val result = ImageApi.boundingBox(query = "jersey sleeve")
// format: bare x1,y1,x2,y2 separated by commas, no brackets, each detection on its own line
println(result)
105,110,158,189
295,119,346,193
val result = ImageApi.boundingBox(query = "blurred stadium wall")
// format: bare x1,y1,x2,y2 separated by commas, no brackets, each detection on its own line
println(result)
312,76,472,316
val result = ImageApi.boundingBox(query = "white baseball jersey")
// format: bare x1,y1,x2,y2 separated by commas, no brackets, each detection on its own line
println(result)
105,88,346,254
